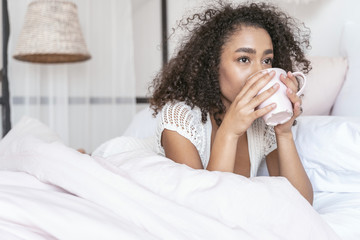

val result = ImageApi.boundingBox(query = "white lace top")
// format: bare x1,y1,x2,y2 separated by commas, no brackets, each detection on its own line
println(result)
155,101,277,177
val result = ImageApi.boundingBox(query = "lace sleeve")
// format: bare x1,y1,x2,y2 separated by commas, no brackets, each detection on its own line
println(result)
264,124,277,156
155,102,206,160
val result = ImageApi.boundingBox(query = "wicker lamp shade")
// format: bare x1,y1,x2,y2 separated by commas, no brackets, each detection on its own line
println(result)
13,0,91,63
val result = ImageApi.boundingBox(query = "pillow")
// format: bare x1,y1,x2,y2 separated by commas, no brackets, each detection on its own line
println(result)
0,116,62,154
92,136,156,158
123,107,158,138
331,21,360,116
301,56,348,116
292,116,360,192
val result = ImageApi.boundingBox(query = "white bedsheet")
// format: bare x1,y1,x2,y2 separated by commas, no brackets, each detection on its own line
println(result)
0,119,341,240
314,191,360,240
0,171,150,240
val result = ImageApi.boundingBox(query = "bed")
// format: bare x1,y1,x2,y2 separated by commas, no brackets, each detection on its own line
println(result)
0,59,360,240
1,20,360,240
0,115,355,240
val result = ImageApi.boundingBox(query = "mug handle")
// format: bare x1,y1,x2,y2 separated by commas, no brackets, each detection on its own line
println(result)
292,72,307,96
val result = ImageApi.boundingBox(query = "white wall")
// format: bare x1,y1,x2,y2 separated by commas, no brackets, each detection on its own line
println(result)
167,0,360,58
132,0,360,102
3,0,359,111
271,0,360,57
2,0,360,98
132,0,162,99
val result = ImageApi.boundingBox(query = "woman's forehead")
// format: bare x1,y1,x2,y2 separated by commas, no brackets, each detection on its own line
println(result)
223,26,273,52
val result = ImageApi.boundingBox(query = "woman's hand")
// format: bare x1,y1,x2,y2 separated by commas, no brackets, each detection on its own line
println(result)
221,70,279,138
208,70,279,173
274,71,303,135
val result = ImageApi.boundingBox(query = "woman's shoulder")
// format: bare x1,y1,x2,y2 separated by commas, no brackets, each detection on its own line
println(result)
158,101,206,143
156,101,208,160
160,101,202,124
162,101,197,112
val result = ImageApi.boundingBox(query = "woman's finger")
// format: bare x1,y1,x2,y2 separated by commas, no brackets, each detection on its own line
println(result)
280,72,298,93
286,87,302,106
236,70,273,100
293,101,303,117
248,82,279,109
246,70,267,86
251,101,277,119
238,70,276,102
237,70,266,98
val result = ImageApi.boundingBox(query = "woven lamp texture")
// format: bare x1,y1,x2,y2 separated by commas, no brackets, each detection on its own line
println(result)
13,0,91,63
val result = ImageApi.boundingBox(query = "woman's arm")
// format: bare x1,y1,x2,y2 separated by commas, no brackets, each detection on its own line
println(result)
265,71,313,205
161,124,240,172
206,122,239,172
266,138,313,205
162,71,278,173
162,129,204,169
207,71,278,173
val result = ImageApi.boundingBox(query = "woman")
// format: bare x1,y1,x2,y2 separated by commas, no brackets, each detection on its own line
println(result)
149,2,313,204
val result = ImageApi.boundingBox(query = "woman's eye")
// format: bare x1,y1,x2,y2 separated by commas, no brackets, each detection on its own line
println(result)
263,58,273,65
237,57,249,63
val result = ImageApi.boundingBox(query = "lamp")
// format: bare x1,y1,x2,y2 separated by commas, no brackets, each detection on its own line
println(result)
13,0,90,63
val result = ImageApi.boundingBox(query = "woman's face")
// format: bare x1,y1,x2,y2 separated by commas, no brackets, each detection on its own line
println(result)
219,26,273,108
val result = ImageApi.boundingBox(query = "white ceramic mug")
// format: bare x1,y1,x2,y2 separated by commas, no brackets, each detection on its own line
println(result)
256,68,306,126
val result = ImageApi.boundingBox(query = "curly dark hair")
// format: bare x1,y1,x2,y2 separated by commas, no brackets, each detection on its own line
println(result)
149,1,311,125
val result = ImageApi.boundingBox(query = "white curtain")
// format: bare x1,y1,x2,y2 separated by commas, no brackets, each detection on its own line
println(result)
8,0,136,152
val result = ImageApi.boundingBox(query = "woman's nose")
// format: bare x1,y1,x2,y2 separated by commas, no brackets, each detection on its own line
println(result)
252,64,263,75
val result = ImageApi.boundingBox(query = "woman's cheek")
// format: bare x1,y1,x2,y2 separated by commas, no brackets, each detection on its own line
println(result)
220,83,241,102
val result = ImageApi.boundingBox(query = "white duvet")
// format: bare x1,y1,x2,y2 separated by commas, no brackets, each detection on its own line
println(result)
0,117,350,239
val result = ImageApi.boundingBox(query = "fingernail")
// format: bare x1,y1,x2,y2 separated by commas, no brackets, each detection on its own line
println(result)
273,83,279,89
287,88,293,94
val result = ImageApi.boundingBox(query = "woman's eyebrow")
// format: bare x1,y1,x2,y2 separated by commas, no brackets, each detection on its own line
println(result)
235,47,256,54
263,49,273,55
235,48,273,55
